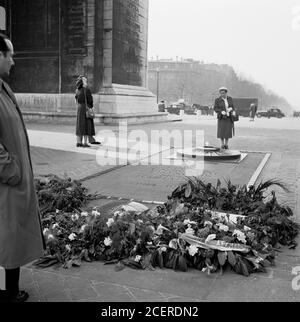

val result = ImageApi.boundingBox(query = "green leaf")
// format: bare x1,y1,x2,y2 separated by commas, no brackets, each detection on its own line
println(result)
64,260,73,269
185,183,192,198
217,252,227,267
129,223,136,235
72,259,82,267
227,251,237,267
176,255,188,272
239,259,250,276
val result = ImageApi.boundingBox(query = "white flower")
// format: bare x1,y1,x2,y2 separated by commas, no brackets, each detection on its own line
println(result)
169,239,178,250
92,210,101,217
47,234,55,241
135,255,142,262
113,210,123,218
65,244,71,252
104,237,113,247
205,234,217,244
56,209,60,214
81,211,89,217
160,247,167,252
71,214,79,221
204,221,213,228
156,224,170,235
147,242,153,246
183,219,197,226
52,223,59,229
80,225,87,233
137,219,143,224
233,230,247,244
185,225,195,235
188,245,198,257
148,226,156,233
106,218,115,228
218,223,229,232
244,226,252,232
43,228,50,235
68,233,76,241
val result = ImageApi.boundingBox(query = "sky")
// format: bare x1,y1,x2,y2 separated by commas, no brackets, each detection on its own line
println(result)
148,0,300,109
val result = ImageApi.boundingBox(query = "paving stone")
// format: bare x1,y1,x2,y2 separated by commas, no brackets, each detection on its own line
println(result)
165,296,202,302
92,283,135,302
64,276,91,290
126,287,169,302
44,290,72,302
206,275,300,302
69,286,98,302
20,268,34,285
32,271,66,296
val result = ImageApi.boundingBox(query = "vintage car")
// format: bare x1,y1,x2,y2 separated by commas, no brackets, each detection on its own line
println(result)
167,103,196,115
257,108,285,118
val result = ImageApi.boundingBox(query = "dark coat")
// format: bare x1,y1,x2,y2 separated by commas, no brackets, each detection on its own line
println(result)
214,96,235,139
250,104,257,118
75,87,95,137
0,79,45,269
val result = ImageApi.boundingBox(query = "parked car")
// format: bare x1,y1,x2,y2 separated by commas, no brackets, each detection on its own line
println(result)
184,105,197,115
167,103,196,115
167,104,181,115
257,108,285,118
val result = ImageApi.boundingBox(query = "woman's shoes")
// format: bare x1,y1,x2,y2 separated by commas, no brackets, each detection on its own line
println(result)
0,290,29,303
221,145,229,150
10,291,29,303
76,143,91,148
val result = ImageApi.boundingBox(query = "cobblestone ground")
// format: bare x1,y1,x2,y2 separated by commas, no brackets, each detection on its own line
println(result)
22,117,300,302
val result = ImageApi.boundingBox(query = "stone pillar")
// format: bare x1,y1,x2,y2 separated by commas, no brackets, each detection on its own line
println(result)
98,0,164,123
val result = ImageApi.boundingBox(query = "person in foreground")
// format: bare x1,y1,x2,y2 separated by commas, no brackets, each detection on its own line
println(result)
0,33,45,302
214,87,237,150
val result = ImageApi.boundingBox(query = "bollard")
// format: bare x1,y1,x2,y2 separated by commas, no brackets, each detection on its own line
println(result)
179,110,184,117
197,110,201,117
0,266,5,290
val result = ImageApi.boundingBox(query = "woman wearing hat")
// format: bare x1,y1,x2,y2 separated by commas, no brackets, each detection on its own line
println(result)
214,87,236,149
75,76,100,147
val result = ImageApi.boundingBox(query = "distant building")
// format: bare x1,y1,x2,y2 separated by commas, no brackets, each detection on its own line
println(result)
148,58,235,106
148,58,292,115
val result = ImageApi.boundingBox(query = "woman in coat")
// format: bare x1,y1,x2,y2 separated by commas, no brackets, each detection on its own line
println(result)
75,75,96,147
249,103,257,121
214,87,237,149
0,35,45,302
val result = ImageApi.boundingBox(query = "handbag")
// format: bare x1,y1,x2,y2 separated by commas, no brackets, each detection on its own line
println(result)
84,88,95,119
231,113,239,122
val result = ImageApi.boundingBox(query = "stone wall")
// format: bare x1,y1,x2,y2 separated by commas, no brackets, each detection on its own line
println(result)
112,0,148,87
9,0,60,93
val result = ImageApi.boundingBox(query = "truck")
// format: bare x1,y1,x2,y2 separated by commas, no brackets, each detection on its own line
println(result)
232,98,259,117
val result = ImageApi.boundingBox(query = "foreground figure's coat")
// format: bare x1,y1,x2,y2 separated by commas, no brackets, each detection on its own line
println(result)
0,79,45,269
